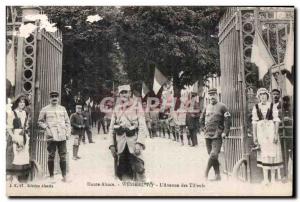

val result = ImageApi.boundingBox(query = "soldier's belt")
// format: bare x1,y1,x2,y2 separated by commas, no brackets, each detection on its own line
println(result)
114,127,137,137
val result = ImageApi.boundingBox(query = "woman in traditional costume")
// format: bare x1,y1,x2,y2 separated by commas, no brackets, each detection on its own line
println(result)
6,94,31,183
252,88,283,185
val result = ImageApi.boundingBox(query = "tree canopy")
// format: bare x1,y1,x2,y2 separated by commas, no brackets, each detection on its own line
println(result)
43,6,225,99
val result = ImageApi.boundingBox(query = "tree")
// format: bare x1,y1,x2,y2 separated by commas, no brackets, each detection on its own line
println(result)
117,7,226,97
43,6,225,101
43,6,123,102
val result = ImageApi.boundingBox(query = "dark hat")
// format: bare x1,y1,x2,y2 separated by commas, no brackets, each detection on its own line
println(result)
208,88,218,95
12,93,29,110
271,88,281,94
49,91,59,96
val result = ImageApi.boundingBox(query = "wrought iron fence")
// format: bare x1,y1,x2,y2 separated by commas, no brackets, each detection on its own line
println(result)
218,7,294,182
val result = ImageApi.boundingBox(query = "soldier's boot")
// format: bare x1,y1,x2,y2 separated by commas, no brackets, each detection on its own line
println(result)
72,146,78,160
48,160,55,184
73,145,81,160
176,134,179,142
180,135,184,145
187,135,192,145
205,158,214,180
76,146,81,159
172,133,176,141
212,159,221,181
59,160,71,182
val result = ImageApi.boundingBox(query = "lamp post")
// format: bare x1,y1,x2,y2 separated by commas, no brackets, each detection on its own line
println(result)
21,6,41,22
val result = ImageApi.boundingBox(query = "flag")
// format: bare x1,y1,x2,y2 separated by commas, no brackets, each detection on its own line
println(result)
178,71,184,78
284,21,294,72
251,28,275,80
142,82,150,98
192,81,199,93
286,78,293,97
153,68,168,94
6,41,16,86
85,97,90,106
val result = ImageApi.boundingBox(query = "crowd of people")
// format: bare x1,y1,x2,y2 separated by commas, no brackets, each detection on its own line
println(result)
142,90,201,147
6,81,293,185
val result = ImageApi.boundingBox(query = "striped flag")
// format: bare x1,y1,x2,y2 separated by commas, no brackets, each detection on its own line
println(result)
284,21,294,73
153,68,168,94
85,97,91,106
6,40,16,86
192,81,199,93
251,28,275,80
142,82,150,98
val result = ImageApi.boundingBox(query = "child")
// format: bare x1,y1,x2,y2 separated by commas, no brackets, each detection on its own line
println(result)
70,104,84,160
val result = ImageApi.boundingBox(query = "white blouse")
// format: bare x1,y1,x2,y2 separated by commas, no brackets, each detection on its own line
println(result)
252,102,280,124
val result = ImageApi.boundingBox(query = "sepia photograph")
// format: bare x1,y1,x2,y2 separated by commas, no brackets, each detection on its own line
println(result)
5,5,295,197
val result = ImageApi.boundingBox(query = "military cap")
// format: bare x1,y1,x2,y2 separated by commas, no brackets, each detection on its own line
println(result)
207,88,218,95
271,88,281,94
49,91,59,96
118,84,131,93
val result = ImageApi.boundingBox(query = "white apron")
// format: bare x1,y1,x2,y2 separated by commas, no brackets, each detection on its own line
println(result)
256,120,283,169
12,129,30,165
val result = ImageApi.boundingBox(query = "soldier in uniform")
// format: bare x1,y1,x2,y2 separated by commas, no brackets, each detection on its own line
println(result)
200,88,231,181
108,85,148,181
82,104,95,143
159,108,170,138
271,89,293,180
70,104,85,160
142,101,151,138
186,91,201,146
149,104,160,138
38,91,71,183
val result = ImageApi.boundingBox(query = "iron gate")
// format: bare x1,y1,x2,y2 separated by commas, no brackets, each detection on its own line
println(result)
218,7,294,181
11,7,64,178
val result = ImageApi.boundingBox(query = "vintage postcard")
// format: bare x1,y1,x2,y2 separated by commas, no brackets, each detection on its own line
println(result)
5,6,294,197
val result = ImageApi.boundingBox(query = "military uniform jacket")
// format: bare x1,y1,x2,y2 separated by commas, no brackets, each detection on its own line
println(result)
186,101,201,130
38,104,71,141
70,112,84,135
200,102,231,139
149,111,159,122
82,111,92,128
109,100,148,157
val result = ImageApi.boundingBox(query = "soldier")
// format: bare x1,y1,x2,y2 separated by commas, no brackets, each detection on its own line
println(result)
70,104,85,160
271,89,293,180
149,103,160,138
108,85,148,181
82,104,95,143
175,104,187,146
168,108,177,141
200,88,231,181
186,91,201,147
142,101,151,138
98,103,107,134
38,91,71,183
159,108,170,138
104,100,113,134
